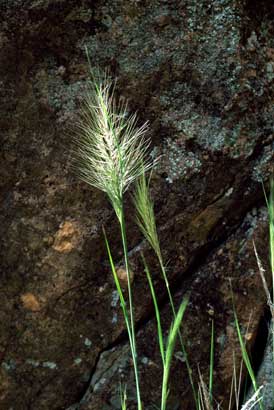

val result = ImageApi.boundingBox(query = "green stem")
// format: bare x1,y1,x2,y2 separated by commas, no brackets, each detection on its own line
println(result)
158,257,198,409
272,321,274,409
161,364,169,410
120,205,142,410
160,298,188,410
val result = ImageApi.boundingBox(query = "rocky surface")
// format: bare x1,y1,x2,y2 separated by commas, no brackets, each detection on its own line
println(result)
246,324,274,410
0,0,274,409
73,207,271,410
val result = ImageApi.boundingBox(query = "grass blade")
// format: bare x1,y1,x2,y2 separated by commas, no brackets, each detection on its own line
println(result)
103,227,142,410
142,255,165,365
120,383,127,410
161,297,189,410
268,179,274,297
231,292,262,410
198,367,212,410
103,228,130,329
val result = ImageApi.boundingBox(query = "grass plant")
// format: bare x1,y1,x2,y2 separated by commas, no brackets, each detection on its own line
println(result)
143,257,189,410
134,171,199,408
253,178,274,409
265,178,274,406
202,178,274,410
229,352,243,410
74,67,153,410
74,66,188,410
231,177,274,410
232,297,261,409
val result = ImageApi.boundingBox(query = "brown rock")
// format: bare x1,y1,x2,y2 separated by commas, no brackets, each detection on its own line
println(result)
0,0,273,409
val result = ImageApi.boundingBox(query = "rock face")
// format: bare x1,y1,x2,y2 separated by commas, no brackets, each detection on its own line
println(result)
0,0,273,409
246,325,274,410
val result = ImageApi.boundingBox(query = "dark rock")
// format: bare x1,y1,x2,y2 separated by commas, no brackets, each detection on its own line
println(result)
0,0,273,409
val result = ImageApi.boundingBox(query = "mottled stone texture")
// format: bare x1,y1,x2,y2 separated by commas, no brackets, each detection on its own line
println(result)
0,0,273,409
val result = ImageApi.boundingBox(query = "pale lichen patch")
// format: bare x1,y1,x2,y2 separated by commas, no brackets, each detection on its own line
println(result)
160,137,201,183
26,359,40,367
84,338,92,348
42,361,57,370
74,358,82,365
111,290,119,308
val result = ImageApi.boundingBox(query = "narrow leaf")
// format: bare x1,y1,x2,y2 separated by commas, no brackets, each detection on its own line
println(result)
142,255,165,365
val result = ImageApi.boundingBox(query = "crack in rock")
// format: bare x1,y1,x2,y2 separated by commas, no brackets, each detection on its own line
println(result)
67,202,270,409
67,344,131,410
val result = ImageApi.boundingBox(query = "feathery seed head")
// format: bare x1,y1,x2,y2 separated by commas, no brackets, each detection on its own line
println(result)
74,70,153,219
133,172,161,259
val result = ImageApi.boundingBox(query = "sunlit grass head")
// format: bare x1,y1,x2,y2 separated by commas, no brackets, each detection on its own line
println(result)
74,69,153,219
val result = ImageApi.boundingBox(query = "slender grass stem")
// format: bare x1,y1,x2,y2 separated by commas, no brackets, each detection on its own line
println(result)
104,229,133,345
231,288,262,410
209,320,214,408
158,258,198,408
120,207,142,410
272,324,274,410
104,226,142,410
142,253,189,410
269,180,274,299
143,256,165,365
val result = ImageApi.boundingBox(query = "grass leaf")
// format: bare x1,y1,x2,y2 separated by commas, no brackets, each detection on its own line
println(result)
142,255,165,365
161,297,189,410
231,291,262,410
